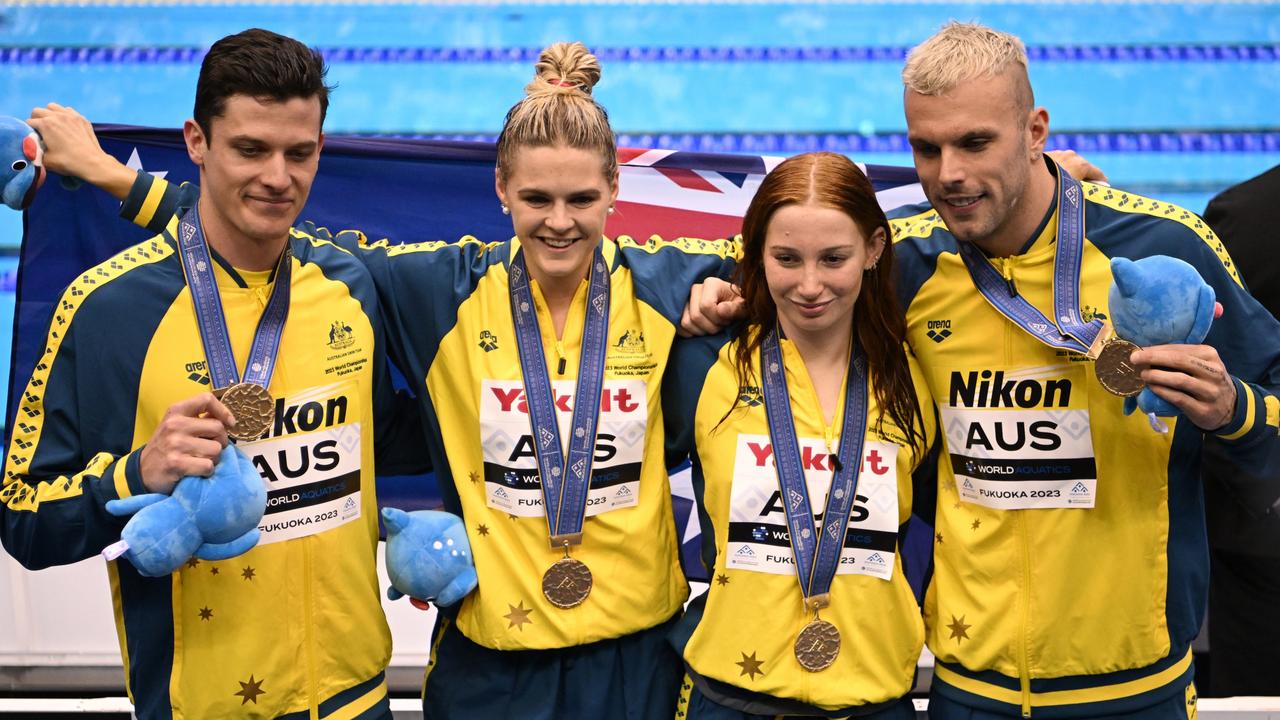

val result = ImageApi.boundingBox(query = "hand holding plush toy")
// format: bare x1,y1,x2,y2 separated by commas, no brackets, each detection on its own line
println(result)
1106,255,1224,421
103,444,267,577
382,507,478,608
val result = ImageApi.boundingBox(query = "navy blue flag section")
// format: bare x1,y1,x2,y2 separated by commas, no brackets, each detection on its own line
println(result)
7,125,927,584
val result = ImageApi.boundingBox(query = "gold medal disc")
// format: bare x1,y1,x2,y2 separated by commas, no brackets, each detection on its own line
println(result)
219,383,275,442
794,619,841,672
541,557,593,608
1094,338,1145,397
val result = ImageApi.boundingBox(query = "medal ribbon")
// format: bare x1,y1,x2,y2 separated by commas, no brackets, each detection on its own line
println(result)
508,246,611,546
760,328,869,604
956,160,1102,354
175,205,292,390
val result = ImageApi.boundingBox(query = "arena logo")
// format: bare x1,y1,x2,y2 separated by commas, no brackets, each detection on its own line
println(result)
949,370,1072,409
926,318,953,343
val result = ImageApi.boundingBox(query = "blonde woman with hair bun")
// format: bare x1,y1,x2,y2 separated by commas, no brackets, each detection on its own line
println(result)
331,39,739,720
328,40,736,720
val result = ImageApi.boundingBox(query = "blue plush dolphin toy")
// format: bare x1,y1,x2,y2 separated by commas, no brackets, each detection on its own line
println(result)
1108,255,1220,419
382,507,478,607
0,116,46,210
103,444,267,577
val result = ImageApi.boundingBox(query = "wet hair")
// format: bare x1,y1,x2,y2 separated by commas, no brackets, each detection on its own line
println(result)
902,21,1034,116
495,41,617,182
729,152,923,451
193,28,333,140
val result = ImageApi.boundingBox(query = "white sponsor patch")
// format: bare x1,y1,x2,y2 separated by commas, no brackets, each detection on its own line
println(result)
942,366,1096,509
724,434,899,581
241,409,362,544
479,379,647,518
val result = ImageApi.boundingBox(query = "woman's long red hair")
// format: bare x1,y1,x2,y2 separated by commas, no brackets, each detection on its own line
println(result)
729,152,923,450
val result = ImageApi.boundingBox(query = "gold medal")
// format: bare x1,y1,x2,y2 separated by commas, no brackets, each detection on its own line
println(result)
541,557,592,608
218,383,275,442
794,618,841,672
1094,338,1144,397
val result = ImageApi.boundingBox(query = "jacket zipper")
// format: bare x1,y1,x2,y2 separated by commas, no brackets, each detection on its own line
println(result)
304,541,319,718
1003,255,1032,717
555,340,567,375
1017,488,1033,717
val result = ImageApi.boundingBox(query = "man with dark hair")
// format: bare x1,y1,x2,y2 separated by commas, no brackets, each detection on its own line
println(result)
5,28,420,719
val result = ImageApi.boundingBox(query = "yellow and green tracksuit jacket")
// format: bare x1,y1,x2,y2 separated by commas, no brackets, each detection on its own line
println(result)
890,181,1280,717
1,198,426,719
664,328,936,714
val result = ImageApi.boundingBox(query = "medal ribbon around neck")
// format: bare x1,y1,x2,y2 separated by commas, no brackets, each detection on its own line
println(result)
175,204,292,391
508,245,610,548
760,327,869,607
956,160,1103,354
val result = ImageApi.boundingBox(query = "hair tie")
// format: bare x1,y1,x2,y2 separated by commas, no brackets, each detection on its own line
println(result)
547,78,578,88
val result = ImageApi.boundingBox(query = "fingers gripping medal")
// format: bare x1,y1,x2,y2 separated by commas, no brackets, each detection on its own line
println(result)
1094,338,1144,397
218,383,275,442
1085,321,1145,397
760,329,867,673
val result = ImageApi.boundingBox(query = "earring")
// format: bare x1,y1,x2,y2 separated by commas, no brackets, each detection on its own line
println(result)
501,204,509,215
607,206,615,215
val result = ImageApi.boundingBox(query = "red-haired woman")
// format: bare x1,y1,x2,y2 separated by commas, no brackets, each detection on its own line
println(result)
664,151,935,719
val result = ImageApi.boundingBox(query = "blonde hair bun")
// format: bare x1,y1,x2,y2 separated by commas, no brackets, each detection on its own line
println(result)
526,41,601,97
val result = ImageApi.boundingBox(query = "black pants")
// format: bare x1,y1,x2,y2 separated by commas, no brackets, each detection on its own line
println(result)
1208,547,1280,696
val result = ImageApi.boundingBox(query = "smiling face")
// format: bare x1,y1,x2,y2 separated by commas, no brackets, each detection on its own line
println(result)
495,144,618,294
905,70,1047,253
184,93,323,265
763,202,884,344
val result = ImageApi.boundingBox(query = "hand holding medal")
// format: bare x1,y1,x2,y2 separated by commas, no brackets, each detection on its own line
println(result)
175,203,287,448
138,393,237,495
1087,324,1145,398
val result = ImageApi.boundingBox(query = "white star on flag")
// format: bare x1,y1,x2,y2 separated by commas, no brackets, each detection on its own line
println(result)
125,148,167,180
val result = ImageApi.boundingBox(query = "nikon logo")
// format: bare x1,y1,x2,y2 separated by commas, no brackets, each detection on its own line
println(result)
949,370,1071,409
262,395,349,439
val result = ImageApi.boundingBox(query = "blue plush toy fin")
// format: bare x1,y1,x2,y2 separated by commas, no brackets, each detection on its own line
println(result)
435,568,479,607
194,529,261,561
105,493,167,517
1186,283,1216,345
1123,396,1138,416
386,585,406,601
381,506,410,534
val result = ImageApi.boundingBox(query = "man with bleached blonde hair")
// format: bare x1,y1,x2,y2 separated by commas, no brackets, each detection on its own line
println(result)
889,20,1280,720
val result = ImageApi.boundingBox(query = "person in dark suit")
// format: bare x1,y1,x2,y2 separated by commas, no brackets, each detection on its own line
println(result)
1201,164,1280,697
